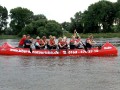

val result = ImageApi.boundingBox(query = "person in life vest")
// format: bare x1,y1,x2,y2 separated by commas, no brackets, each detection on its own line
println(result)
70,35,76,49
24,34,32,48
85,35,96,49
46,35,52,49
58,36,68,49
48,36,57,49
42,36,48,48
39,38,46,49
34,36,45,49
18,35,26,48
75,36,82,49
73,29,77,37
34,36,40,49
58,37,63,49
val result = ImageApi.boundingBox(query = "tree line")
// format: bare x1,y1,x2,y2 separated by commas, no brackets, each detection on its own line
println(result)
0,0,120,37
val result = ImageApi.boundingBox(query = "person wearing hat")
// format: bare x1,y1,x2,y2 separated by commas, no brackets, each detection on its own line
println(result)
34,36,45,49
34,36,41,49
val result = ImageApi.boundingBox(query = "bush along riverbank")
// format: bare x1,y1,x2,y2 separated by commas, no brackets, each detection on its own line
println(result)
0,35,18,39
1,33,120,39
64,33,120,38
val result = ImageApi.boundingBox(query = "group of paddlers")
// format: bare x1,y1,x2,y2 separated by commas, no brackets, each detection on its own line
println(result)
18,30,96,50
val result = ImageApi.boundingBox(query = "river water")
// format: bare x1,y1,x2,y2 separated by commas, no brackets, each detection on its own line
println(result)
0,39,120,90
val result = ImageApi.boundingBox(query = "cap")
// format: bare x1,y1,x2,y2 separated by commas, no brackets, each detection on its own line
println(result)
36,36,40,39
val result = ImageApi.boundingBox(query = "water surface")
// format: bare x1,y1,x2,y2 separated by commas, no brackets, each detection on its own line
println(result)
0,39,120,90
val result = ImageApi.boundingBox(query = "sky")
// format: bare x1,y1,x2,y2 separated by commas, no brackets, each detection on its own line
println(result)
0,0,117,23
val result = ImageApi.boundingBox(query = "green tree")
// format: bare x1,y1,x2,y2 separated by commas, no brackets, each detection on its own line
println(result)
19,14,47,36
114,0,120,32
0,5,8,34
61,22,71,31
20,15,62,37
82,1,116,33
70,11,84,33
33,14,47,21
45,20,62,37
10,7,33,35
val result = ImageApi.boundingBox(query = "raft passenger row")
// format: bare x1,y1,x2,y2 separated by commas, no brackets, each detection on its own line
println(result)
18,30,96,50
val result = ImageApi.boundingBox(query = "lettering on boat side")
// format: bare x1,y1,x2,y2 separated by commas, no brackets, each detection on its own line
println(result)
10,49,59,54
80,49,99,53
10,49,30,53
104,46,112,50
10,49,99,55
68,51,77,54
63,51,67,54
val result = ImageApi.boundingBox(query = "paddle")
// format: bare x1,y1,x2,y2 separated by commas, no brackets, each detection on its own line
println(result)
30,46,32,53
75,31,88,51
29,40,33,53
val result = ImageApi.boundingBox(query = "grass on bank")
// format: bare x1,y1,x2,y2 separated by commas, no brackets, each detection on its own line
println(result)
0,33,120,39
0,35,18,39
64,33,120,38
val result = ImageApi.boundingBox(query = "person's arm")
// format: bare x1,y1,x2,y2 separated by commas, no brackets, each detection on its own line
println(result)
74,30,77,37
48,40,52,46
87,40,92,45
58,42,63,48
35,42,40,47
25,40,31,45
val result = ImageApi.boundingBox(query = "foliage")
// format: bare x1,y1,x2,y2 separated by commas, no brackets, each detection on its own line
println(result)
0,5,8,34
19,16,62,37
2,0,120,36
61,22,71,31
10,7,33,35
45,20,62,37
70,11,84,33
82,1,116,33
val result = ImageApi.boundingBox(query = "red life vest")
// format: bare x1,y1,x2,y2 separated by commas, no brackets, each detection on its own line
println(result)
70,39,75,44
86,38,92,43
49,40,55,46
19,37,26,46
39,39,45,45
75,38,80,43
58,41,66,46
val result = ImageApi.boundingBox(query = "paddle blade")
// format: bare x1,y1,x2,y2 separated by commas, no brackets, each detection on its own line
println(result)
81,41,88,51
30,47,32,53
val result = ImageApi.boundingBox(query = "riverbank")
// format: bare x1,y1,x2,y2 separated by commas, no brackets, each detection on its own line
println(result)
64,33,120,38
0,33,120,39
0,35,18,39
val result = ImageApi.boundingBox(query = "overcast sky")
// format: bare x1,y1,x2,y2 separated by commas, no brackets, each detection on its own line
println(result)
0,0,117,23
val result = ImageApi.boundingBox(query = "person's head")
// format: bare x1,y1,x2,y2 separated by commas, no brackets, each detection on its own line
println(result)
63,36,67,41
51,36,54,40
89,34,93,39
52,36,56,40
42,36,46,40
23,35,26,38
49,35,52,39
36,36,40,40
72,35,75,39
26,34,30,39
58,37,62,42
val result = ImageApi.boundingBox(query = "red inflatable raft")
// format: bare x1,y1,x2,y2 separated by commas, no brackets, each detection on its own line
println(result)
0,42,118,56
